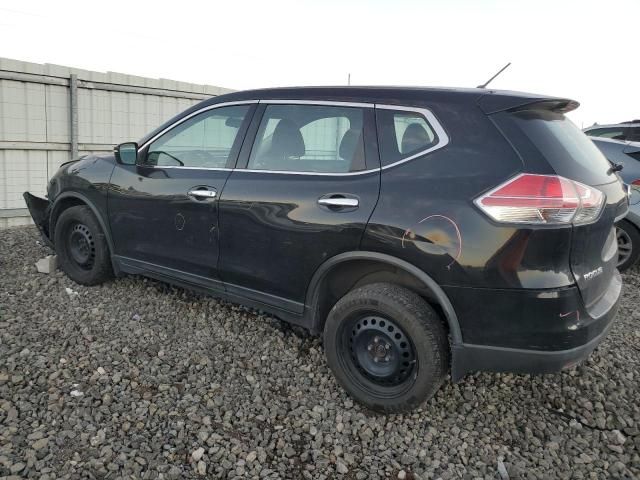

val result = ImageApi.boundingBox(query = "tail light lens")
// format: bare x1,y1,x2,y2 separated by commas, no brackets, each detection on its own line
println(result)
632,179,640,186
475,173,604,225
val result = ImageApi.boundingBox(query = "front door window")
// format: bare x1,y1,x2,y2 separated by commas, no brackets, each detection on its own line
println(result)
144,105,251,168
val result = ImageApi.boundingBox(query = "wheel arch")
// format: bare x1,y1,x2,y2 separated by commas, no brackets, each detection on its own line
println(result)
617,217,640,270
50,192,118,272
304,251,462,347
619,217,640,235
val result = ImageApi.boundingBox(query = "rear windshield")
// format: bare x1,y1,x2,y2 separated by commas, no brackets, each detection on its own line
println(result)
506,110,613,185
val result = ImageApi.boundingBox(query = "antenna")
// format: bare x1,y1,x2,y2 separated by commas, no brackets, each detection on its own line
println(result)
477,62,511,89
347,73,351,86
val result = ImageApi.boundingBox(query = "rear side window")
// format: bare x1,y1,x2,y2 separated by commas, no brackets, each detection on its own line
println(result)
506,110,614,185
585,127,629,140
248,104,366,173
376,109,438,166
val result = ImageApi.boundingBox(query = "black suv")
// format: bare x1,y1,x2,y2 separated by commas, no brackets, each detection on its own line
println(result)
24,87,628,413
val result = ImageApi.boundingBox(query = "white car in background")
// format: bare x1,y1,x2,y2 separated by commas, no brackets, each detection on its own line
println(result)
587,134,640,271
584,120,640,142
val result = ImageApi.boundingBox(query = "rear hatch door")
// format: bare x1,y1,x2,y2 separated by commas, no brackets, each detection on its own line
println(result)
496,106,628,309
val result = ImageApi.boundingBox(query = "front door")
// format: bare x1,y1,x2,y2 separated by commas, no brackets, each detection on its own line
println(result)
108,103,256,286
218,102,380,312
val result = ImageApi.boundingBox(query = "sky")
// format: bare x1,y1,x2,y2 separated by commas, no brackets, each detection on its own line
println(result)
0,0,638,128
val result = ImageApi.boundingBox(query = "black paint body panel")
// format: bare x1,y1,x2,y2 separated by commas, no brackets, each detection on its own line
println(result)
218,169,380,305
361,99,576,290
108,164,230,281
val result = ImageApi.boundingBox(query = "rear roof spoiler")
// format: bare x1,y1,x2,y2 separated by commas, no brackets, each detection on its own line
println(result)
477,92,579,115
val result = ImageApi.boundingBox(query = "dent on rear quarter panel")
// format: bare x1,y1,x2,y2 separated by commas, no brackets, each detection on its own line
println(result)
361,100,575,290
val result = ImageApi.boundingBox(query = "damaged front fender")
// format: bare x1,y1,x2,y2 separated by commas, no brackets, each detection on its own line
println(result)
23,192,53,248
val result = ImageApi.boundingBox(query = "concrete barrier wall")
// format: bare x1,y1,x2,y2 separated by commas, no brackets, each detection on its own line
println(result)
0,57,233,227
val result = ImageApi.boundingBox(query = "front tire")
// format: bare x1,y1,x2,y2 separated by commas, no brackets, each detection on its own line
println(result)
54,205,113,285
324,283,449,413
616,220,640,272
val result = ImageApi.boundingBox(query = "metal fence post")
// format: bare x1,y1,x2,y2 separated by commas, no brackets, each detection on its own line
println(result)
69,74,78,159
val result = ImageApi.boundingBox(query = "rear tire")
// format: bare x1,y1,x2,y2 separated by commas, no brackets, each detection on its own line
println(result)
54,205,113,285
616,220,640,272
323,283,449,413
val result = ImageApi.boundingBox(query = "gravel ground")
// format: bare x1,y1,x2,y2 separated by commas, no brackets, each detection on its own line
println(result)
1,226,639,480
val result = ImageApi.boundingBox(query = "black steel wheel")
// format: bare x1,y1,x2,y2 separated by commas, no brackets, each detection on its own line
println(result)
68,222,96,270
54,205,113,285
345,315,416,391
324,283,449,413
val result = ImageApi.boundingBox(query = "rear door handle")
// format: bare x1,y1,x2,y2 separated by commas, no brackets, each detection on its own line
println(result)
317,194,360,211
188,188,217,200
318,197,359,208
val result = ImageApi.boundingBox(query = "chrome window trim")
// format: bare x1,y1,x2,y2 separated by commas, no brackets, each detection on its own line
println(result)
138,99,449,175
375,104,450,171
137,165,233,171
237,168,380,177
261,99,374,109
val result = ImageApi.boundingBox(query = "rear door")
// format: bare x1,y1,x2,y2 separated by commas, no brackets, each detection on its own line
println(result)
217,101,380,312
108,103,255,285
498,109,628,309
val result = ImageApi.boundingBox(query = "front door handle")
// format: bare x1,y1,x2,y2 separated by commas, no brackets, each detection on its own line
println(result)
318,197,359,208
188,188,217,200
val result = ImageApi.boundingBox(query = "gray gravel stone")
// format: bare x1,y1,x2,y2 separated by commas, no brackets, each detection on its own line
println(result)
192,447,205,462
31,438,48,451
34,254,57,274
1,226,639,479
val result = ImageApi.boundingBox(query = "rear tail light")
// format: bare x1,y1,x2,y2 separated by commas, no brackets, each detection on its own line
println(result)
632,179,640,186
475,173,604,225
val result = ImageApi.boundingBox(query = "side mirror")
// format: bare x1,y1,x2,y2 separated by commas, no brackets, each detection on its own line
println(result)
115,142,138,165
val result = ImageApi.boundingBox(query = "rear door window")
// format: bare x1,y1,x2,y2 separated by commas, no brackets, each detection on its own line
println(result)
247,104,366,173
376,109,439,166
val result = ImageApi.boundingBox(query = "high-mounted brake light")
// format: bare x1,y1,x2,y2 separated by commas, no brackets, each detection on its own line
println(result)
475,173,604,225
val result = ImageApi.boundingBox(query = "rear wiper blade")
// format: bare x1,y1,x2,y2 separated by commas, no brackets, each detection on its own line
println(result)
607,163,623,175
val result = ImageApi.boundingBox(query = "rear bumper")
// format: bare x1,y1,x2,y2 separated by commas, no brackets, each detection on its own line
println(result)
22,192,53,247
450,270,622,381
452,317,615,380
